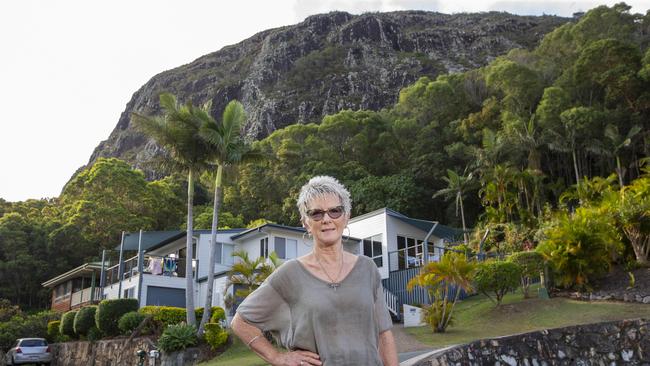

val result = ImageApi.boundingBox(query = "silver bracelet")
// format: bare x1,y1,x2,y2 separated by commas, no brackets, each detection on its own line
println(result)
246,334,262,348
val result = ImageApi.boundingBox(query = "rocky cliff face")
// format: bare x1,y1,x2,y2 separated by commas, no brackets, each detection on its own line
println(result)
89,11,568,175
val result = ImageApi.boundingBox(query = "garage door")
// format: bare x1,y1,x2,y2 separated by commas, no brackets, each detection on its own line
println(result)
146,286,186,308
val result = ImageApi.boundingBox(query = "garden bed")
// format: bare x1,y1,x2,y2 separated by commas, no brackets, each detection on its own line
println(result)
554,266,650,303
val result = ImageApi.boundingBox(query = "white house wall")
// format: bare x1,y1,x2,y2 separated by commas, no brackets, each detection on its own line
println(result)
348,213,388,279
196,232,237,280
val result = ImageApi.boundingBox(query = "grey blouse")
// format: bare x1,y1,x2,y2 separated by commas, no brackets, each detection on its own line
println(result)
236,255,393,366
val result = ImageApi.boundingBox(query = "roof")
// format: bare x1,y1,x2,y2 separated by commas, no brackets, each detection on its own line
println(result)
115,229,247,251
230,223,307,240
42,262,103,288
350,207,463,241
230,223,362,242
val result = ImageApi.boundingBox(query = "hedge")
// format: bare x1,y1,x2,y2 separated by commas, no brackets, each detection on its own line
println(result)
95,298,139,336
47,321,61,342
139,306,226,328
118,311,147,335
73,306,98,337
60,310,78,338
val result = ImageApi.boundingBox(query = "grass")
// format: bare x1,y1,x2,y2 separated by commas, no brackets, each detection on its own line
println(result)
405,286,650,348
200,335,269,366
201,286,650,365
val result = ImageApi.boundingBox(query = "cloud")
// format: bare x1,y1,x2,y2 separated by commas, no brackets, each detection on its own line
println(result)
487,1,599,16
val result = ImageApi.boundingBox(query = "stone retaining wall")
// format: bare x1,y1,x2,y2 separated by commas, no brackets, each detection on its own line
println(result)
50,337,212,366
415,318,649,365
556,290,650,304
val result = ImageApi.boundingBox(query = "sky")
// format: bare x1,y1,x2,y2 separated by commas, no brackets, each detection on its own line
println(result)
1,0,649,202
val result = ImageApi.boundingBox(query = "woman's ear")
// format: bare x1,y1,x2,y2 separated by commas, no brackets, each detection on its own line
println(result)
301,218,311,233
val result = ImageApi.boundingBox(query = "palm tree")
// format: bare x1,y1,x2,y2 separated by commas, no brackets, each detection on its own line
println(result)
588,124,641,187
406,251,475,333
433,168,475,244
223,250,281,311
197,100,260,334
132,93,214,326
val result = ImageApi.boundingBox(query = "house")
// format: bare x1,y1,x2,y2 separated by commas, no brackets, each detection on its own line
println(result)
43,208,461,320
42,263,103,312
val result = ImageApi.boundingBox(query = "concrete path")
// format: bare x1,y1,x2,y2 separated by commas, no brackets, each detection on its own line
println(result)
392,323,441,365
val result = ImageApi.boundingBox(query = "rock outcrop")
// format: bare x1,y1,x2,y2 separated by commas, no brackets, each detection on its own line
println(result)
88,11,568,177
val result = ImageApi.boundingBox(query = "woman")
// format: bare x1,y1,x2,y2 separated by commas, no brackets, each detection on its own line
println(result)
231,176,399,366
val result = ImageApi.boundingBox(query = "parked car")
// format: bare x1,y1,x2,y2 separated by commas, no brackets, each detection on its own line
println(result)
4,338,51,366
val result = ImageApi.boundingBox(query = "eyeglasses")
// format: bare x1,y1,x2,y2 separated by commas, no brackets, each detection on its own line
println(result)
306,206,345,221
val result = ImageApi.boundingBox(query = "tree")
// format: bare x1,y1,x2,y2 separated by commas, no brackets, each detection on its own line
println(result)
588,124,642,187
406,252,476,333
433,169,475,244
197,100,259,334
223,250,281,311
474,260,521,306
132,93,215,326
612,176,650,265
508,251,545,298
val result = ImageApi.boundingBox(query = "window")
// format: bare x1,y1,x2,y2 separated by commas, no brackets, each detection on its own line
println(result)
275,237,298,259
123,287,135,299
363,235,383,267
396,235,436,270
260,237,269,258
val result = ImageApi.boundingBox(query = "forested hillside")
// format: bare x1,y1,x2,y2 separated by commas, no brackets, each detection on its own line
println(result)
1,4,649,310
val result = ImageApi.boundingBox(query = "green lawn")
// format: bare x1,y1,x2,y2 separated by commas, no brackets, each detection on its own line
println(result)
201,335,270,366
201,288,649,365
405,288,650,348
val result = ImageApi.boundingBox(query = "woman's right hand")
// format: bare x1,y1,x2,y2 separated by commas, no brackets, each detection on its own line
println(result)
273,350,322,366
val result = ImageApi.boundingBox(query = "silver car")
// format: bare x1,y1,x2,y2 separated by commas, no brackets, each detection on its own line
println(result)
4,338,52,366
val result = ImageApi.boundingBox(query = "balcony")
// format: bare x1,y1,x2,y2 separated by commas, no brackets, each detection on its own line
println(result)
70,287,102,307
104,254,198,286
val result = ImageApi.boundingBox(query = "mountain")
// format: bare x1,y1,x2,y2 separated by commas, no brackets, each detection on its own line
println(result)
88,10,569,176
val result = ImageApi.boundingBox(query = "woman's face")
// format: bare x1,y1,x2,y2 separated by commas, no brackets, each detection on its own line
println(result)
303,193,349,248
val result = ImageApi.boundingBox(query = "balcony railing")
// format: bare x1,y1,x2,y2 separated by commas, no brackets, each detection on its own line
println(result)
70,287,102,306
104,255,198,286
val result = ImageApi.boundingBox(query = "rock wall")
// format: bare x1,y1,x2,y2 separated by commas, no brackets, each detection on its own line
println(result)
50,337,211,366
415,318,649,365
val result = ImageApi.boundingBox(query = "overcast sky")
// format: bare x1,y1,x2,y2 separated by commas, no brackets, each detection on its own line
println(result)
1,0,648,202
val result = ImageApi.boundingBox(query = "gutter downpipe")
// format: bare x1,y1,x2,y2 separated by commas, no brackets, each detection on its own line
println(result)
117,231,125,299
137,230,144,306
422,222,439,265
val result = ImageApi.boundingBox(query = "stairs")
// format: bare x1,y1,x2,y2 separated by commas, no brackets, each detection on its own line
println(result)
382,285,401,321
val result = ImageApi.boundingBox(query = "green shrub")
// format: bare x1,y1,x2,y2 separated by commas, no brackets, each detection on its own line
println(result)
118,311,146,335
195,306,226,324
60,310,78,338
87,326,102,342
474,260,521,306
204,323,228,349
157,323,198,353
0,311,59,350
95,299,139,336
139,306,185,328
508,251,545,298
47,320,61,342
421,300,455,333
536,207,622,289
73,306,98,337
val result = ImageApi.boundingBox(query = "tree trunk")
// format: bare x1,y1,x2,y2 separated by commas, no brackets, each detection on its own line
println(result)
186,170,197,326
459,194,468,245
198,165,223,335
572,149,580,185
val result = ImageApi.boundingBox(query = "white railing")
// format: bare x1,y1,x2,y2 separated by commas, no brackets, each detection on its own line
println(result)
382,285,399,318
70,287,102,306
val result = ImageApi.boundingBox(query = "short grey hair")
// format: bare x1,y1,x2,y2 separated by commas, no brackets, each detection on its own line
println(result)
297,176,352,221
